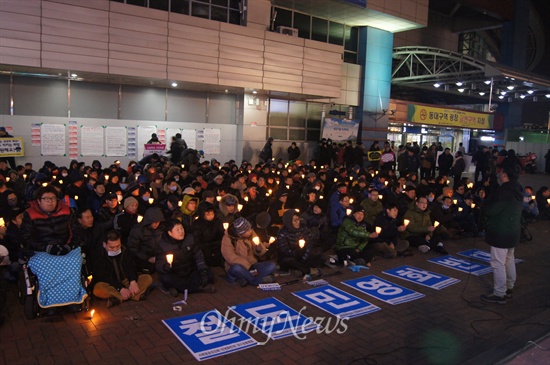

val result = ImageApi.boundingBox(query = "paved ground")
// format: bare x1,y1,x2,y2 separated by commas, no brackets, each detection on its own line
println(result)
1,172,549,365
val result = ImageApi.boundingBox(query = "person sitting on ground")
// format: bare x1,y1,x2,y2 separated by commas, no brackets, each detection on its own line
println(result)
221,217,276,287
521,186,539,222
535,186,550,220
371,202,412,258
402,196,448,254
192,206,225,267
92,230,153,307
329,192,351,233
361,188,383,226
113,197,139,244
334,205,379,265
277,210,323,277
126,207,165,273
155,219,215,295
217,193,241,225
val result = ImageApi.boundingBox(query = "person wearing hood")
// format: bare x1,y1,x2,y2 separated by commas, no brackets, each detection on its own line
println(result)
240,185,268,222
192,206,225,267
180,194,199,233
0,189,25,219
96,193,122,229
300,198,329,251
126,207,165,273
259,137,273,162
161,194,184,222
65,171,89,211
217,193,241,225
277,210,323,277
5,169,25,198
335,205,379,265
480,165,523,304
163,178,182,198
197,190,216,218
371,202,412,258
155,219,215,295
221,217,276,287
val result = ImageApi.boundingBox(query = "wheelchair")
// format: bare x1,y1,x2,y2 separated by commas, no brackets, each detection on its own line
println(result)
18,247,91,319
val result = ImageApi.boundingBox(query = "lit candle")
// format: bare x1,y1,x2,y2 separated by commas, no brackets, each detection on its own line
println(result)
334,178,337,182
5,177,9,182
105,174,109,181
350,176,354,181
115,160,120,165
286,185,290,189
117,195,123,202
268,189,272,195
403,219,410,226
378,195,383,200
216,196,222,202
166,254,174,266
277,171,280,175
148,198,154,204
346,209,352,215
403,185,406,190
371,173,375,178
276,180,280,184
137,215,143,223
453,199,458,205
531,195,536,201
252,237,260,245
59,180,63,185
349,198,354,204
319,195,324,199
295,208,300,212
181,164,185,169
84,174,88,178
269,237,276,244
375,226,382,234
458,207,463,212
178,201,183,207
446,180,450,185
223,223,229,230
471,203,475,209
301,174,305,179
298,239,305,248
74,195,79,201
433,221,440,227
467,183,474,189
23,174,27,180
375,171,379,175
547,198,550,204
237,204,243,211
384,181,388,186
90,309,95,319
0,218,4,226
41,182,48,187
244,196,249,202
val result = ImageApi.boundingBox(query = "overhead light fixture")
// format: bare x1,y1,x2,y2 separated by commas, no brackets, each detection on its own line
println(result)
433,83,441,88
498,95,504,99
484,80,492,85
501,91,507,95
519,95,526,99
507,86,515,90
252,90,258,94
224,89,229,93
479,92,485,96
546,94,550,98
457,88,465,93
527,90,534,94
171,82,178,87
456,82,463,87
70,73,78,78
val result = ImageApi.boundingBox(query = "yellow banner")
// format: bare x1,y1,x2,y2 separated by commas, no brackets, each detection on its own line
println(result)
0,137,24,157
407,104,493,129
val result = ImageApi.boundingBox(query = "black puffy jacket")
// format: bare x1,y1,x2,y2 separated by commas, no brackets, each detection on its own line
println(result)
277,210,314,263
155,232,206,278
21,200,73,253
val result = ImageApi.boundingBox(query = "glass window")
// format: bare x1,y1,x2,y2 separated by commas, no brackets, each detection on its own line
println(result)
269,128,287,140
311,17,327,42
274,7,292,28
289,101,306,128
212,0,228,6
344,52,357,64
171,0,190,14
307,130,320,142
269,99,289,127
191,2,210,19
289,129,305,141
126,0,147,6
149,0,169,11
293,12,311,39
329,21,344,46
229,9,241,24
345,26,358,52
211,6,228,22
307,103,323,129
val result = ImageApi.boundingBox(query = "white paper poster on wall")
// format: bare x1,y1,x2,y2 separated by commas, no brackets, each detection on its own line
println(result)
81,126,104,156
105,127,127,157
180,129,196,150
137,125,157,158
127,127,136,158
41,123,66,156
203,128,221,155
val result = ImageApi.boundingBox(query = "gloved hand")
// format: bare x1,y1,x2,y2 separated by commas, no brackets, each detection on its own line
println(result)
200,269,209,286
349,265,369,273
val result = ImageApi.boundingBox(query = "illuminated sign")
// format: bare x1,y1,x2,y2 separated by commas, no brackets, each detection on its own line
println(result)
407,104,494,129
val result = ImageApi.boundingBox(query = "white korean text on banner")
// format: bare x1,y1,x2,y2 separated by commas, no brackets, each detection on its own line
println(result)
229,297,318,340
428,255,493,276
105,127,127,157
342,275,425,305
0,138,24,157
383,265,460,290
163,309,258,362
457,249,523,264
80,126,104,156
321,118,359,142
293,285,380,319
144,144,166,157
40,124,66,156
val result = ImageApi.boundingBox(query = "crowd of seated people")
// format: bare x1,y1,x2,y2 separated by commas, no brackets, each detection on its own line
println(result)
0,143,548,325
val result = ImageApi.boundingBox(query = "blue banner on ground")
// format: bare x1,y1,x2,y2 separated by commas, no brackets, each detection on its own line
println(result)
293,285,380,319
341,275,425,305
229,297,318,340
428,255,493,276
163,309,258,361
383,265,460,290
457,249,524,264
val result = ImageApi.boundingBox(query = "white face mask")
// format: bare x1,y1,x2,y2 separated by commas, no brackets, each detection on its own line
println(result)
428,196,434,202
107,249,121,256
169,186,177,192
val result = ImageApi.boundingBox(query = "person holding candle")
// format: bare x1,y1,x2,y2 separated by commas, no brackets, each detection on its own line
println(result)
535,186,550,220
361,188,383,226
329,192,351,234
192,206,225,267
126,207,165,273
277,210,322,277
113,196,140,245
372,203,412,258
521,186,539,222
402,196,448,254
480,165,523,304
221,217,276,287
155,219,215,295
92,230,153,307
217,193,242,225
179,194,200,233
335,205,379,265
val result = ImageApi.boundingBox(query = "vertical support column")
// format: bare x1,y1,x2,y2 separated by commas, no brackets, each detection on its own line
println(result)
357,27,394,145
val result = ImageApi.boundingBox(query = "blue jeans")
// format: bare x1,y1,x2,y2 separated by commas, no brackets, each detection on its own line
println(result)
227,261,276,286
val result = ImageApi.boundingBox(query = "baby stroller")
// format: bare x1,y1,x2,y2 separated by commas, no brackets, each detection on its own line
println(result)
19,247,91,319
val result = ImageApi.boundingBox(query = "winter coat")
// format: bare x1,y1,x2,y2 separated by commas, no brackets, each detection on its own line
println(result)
485,180,523,248
335,216,372,252
126,208,164,264
371,211,400,245
277,210,314,263
21,200,73,253
221,226,266,272
192,216,225,255
91,245,139,290
402,204,432,238
155,232,206,278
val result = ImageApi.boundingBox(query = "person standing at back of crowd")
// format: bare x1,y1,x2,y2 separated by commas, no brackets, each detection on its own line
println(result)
480,165,523,304
287,142,300,162
259,137,273,162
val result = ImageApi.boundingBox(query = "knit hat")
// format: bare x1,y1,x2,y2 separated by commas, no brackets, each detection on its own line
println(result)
124,196,138,209
352,204,365,214
255,212,271,229
182,187,195,195
233,217,252,236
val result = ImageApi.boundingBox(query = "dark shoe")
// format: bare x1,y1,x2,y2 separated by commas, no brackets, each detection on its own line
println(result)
198,284,216,293
505,289,513,299
433,246,448,255
480,294,507,304
140,285,154,301
353,258,366,266
44,307,60,317
106,297,121,308
238,278,248,287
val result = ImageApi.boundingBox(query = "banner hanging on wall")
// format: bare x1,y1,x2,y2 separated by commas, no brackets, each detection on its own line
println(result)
407,104,494,129
105,127,127,157
40,123,66,156
0,138,24,157
321,118,359,141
